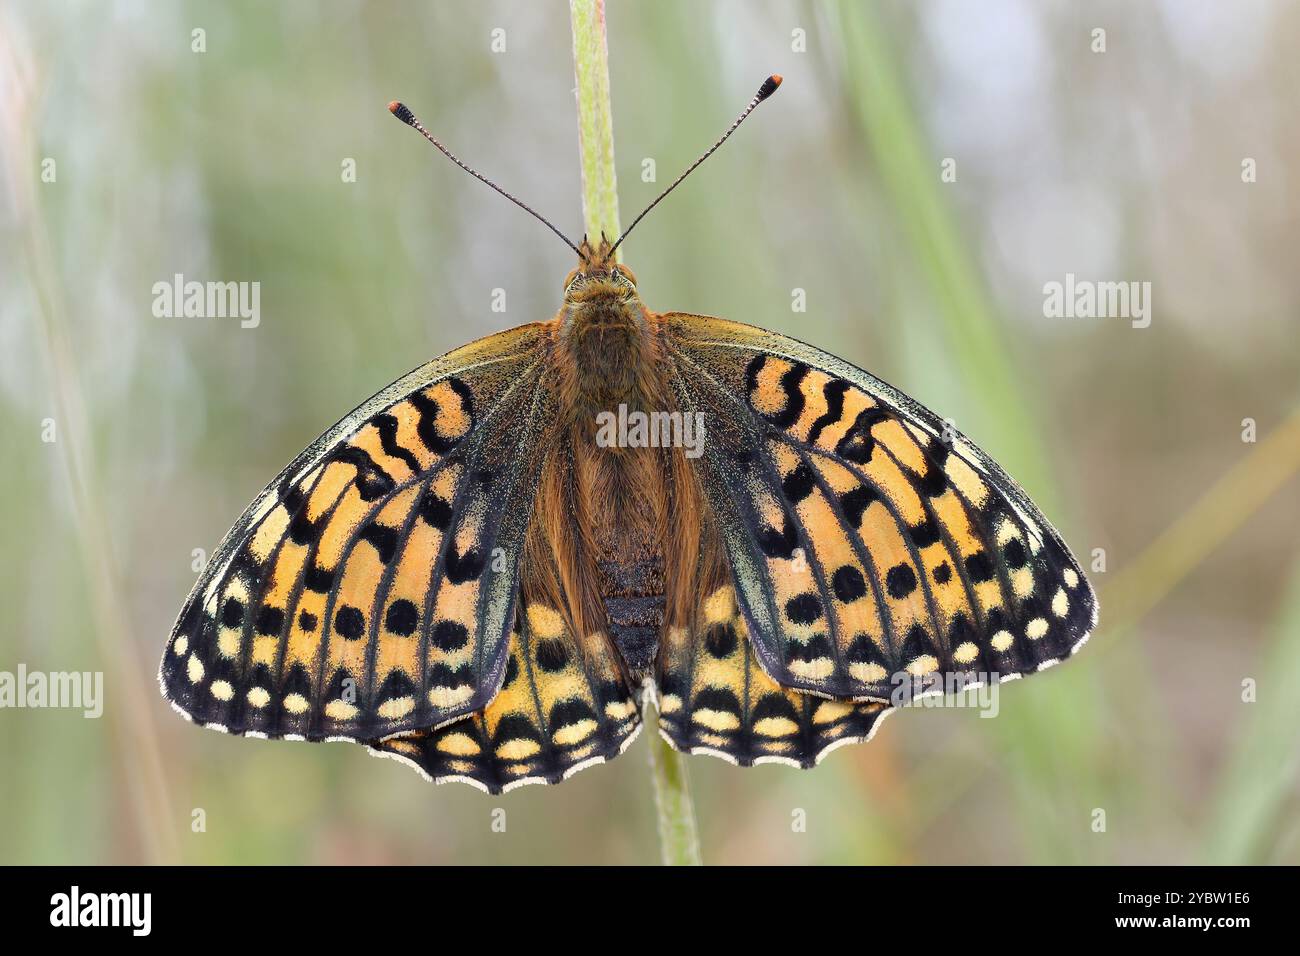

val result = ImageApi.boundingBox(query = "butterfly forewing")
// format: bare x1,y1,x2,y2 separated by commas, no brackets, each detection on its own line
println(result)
665,314,1098,703
160,324,553,741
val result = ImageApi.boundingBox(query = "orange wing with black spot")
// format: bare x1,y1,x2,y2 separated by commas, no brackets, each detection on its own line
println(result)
665,314,1097,703
160,324,554,743
371,600,640,793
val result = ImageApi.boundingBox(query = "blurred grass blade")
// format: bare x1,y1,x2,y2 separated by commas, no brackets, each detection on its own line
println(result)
1203,549,1300,863
3,22,177,864
1103,408,1300,632
829,1,1054,502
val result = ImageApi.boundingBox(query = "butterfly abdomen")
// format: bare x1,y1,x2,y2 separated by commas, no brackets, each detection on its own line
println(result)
599,558,665,675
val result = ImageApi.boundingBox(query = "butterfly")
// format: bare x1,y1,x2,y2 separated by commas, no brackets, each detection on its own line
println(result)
160,76,1097,793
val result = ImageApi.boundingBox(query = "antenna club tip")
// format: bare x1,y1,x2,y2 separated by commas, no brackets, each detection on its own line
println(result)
758,74,783,100
388,101,416,125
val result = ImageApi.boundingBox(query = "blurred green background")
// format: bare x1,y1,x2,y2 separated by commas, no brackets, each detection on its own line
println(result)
3,0,1298,865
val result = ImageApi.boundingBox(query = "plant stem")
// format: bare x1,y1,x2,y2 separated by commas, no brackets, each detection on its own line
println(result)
569,0,702,866
569,0,621,246
646,700,703,865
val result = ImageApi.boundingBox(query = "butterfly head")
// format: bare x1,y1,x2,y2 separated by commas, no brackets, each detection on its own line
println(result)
563,235,638,304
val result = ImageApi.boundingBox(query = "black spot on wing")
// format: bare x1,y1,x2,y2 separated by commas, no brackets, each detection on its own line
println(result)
304,564,336,594
885,563,918,599
918,465,947,497
785,593,823,625
501,653,520,689
385,599,419,636
535,639,569,673
964,552,995,583
418,487,453,530
704,623,738,658
377,670,416,703
335,605,365,640
221,597,244,628
282,662,313,701
693,686,741,718
908,517,942,547
431,619,468,651
787,634,833,664
846,634,887,668
840,484,876,527
751,693,798,723
289,510,322,545
444,546,485,584
254,605,284,636
359,522,399,564
549,699,597,736
900,623,936,661
429,662,474,691
493,714,542,750
280,483,306,512
757,514,799,559
781,462,817,503
831,565,867,602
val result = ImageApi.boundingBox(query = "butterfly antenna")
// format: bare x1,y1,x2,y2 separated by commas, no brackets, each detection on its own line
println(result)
388,101,583,257
609,74,782,259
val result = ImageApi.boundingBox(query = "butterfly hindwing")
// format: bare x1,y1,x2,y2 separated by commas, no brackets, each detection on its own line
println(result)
159,324,553,741
658,584,890,767
369,599,641,792
665,314,1097,702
